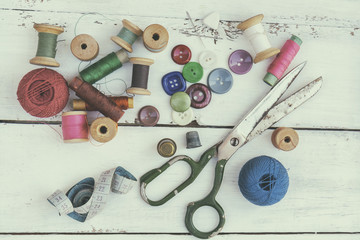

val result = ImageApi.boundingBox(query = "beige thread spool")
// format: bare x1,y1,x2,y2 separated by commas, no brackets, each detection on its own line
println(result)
143,24,169,52
271,127,299,151
71,34,99,61
237,14,280,63
90,117,118,143
111,19,143,53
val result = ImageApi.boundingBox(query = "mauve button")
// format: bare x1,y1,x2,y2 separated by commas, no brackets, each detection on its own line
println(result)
186,83,212,109
138,105,160,126
171,44,192,65
228,49,253,74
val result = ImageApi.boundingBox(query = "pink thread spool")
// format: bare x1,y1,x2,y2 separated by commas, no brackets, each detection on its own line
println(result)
62,111,89,143
263,35,302,86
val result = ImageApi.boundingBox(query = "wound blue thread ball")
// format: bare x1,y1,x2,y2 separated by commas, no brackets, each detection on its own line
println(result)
238,155,289,206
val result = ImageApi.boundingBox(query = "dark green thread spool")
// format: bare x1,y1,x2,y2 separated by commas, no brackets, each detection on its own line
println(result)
30,24,64,67
79,49,129,85
111,19,143,53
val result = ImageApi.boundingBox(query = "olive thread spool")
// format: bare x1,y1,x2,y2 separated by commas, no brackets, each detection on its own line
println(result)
71,34,99,61
73,96,134,111
30,23,64,67
237,14,280,64
263,35,303,86
79,49,129,85
126,57,154,95
143,24,169,53
90,117,118,143
62,111,89,143
111,19,143,53
69,77,124,122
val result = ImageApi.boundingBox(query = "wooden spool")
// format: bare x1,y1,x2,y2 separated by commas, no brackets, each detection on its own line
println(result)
237,14,280,63
271,127,299,151
70,34,99,61
126,57,154,95
143,24,169,52
90,117,118,143
111,19,143,53
30,23,64,67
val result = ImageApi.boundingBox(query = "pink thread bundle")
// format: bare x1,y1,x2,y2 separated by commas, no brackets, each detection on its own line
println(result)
263,35,302,86
62,111,89,143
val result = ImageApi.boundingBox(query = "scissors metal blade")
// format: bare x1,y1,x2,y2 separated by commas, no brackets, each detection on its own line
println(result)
247,76,323,141
217,62,306,161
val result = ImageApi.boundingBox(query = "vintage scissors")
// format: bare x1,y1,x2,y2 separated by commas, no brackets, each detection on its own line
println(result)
140,62,322,238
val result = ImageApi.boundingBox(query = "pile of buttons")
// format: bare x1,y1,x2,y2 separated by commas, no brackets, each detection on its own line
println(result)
162,44,253,126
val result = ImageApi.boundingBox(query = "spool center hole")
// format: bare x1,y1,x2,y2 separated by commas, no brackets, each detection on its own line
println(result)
259,174,276,191
152,33,160,41
100,126,108,134
284,136,291,143
81,43,87,50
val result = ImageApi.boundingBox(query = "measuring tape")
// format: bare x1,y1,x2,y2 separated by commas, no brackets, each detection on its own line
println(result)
47,166,137,222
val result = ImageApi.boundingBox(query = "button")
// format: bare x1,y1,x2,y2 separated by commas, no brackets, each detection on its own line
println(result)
170,91,191,112
171,44,192,65
161,71,187,96
207,68,233,94
271,127,299,151
171,108,194,126
199,50,217,69
228,49,253,74
138,105,160,126
157,138,177,157
182,62,203,83
186,83,212,109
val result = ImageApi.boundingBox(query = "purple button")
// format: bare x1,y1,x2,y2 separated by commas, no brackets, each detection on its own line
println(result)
228,50,253,75
186,83,212,109
138,105,160,126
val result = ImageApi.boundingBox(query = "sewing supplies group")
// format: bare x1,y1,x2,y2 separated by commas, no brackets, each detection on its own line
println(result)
15,12,322,238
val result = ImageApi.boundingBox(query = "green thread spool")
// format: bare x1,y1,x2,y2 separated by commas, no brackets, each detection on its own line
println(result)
80,49,129,85
30,23,64,67
111,19,143,53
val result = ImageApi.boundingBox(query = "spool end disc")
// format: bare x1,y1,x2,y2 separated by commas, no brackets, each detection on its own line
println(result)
237,14,264,31
111,36,133,52
33,23,64,35
254,47,280,63
30,56,60,67
126,87,151,95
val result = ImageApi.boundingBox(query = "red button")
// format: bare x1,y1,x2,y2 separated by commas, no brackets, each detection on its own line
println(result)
171,44,192,65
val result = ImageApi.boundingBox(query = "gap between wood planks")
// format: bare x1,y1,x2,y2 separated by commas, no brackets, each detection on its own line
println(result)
0,232,359,235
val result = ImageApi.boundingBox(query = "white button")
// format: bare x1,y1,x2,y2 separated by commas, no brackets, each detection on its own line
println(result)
199,50,217,69
171,108,194,126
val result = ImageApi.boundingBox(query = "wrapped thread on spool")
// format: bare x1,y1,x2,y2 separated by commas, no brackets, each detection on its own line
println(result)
237,14,280,64
73,96,133,111
71,34,99,61
143,24,169,53
238,155,289,206
263,35,303,86
17,68,69,118
62,111,89,143
68,77,124,122
90,117,118,143
111,19,143,53
126,57,154,95
79,49,129,85
30,23,64,67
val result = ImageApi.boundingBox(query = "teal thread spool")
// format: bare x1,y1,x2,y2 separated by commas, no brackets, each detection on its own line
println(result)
111,19,143,53
30,23,64,67
79,49,129,85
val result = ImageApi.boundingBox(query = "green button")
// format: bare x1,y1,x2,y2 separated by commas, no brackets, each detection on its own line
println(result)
182,62,203,83
170,92,191,112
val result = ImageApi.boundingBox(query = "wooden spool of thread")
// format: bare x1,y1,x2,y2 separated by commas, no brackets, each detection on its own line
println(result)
69,77,124,122
143,24,169,53
30,23,64,67
17,68,69,118
79,49,129,85
73,96,133,111
263,35,302,86
90,117,118,143
62,111,89,143
111,19,143,53
71,34,99,61
271,127,299,151
126,57,154,95
237,14,280,64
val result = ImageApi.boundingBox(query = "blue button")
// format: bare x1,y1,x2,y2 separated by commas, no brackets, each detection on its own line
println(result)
162,71,187,95
207,68,233,94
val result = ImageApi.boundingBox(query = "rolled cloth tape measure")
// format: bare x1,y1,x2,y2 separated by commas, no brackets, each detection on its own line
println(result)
47,166,137,222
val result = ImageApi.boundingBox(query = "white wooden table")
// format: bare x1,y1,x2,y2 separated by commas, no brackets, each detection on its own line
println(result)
1,0,359,239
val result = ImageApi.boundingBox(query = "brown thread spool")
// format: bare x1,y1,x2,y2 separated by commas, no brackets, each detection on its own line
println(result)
90,117,118,143
73,96,134,111
111,19,143,53
143,24,169,53
68,77,124,122
271,127,299,151
126,57,154,95
30,23,64,67
71,34,99,61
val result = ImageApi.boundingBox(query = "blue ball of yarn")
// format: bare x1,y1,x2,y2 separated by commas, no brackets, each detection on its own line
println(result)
238,155,289,206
